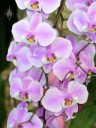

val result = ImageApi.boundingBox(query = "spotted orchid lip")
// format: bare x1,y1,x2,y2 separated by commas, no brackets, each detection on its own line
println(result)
42,53,59,64
24,1,41,12
14,92,32,102
62,97,78,109
21,35,38,45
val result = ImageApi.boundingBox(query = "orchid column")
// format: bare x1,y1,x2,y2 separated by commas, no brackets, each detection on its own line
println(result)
6,0,96,128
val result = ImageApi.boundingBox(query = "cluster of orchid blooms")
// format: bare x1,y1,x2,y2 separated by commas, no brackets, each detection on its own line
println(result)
6,0,96,128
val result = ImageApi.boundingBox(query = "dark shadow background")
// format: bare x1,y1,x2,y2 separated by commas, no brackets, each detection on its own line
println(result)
0,0,17,127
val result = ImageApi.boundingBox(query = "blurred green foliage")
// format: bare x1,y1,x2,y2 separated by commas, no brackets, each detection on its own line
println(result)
0,78,6,127
71,77,96,128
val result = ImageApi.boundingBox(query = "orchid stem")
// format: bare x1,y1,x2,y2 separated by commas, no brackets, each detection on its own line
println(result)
77,43,90,56
38,70,44,82
53,0,65,28
78,64,96,77
45,73,49,89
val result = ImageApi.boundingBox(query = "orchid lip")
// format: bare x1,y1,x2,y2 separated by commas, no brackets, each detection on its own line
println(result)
24,1,41,12
63,97,78,109
67,72,74,79
21,35,38,45
42,53,59,64
89,25,96,33
14,93,31,102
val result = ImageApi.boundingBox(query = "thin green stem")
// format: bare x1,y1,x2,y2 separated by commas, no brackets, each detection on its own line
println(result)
53,0,65,28
45,73,49,89
38,70,44,82
77,43,90,57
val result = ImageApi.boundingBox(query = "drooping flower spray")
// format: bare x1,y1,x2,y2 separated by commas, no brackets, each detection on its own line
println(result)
7,0,96,128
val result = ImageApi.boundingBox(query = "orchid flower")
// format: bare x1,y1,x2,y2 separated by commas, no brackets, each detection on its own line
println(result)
67,2,96,42
10,76,43,102
12,13,56,46
42,81,88,114
66,0,94,12
7,102,43,128
15,0,61,15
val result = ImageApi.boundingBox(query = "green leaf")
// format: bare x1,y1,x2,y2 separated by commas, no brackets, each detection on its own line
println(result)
70,76,96,128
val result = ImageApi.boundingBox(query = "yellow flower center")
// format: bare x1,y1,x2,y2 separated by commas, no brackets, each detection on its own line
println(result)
27,36,36,43
88,70,92,75
65,100,73,106
89,25,96,33
21,95,28,100
69,73,74,79
20,93,28,100
47,54,56,62
31,2,39,9
90,27,95,32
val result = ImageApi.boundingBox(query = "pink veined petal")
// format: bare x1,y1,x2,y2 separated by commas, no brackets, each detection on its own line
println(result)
75,3,88,12
21,123,32,128
7,108,17,128
65,105,78,120
48,71,59,86
42,87,64,113
75,40,88,54
75,67,87,84
15,0,26,10
43,64,52,74
28,81,43,102
28,56,43,68
66,35,88,55
53,59,71,81
91,67,96,73
67,10,82,35
22,112,32,122
17,101,28,110
68,81,88,104
7,105,32,128
29,13,42,32
51,37,72,59
65,0,84,11
51,115,65,128
88,2,96,23
31,114,43,128
80,44,95,68
9,69,16,86
12,19,29,42
65,0,76,11
66,35,77,48
16,47,32,72
80,51,94,69
39,0,61,14
10,78,22,98
35,22,56,46
16,106,31,122
6,41,17,60
82,43,95,56
22,76,33,90
74,10,89,32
